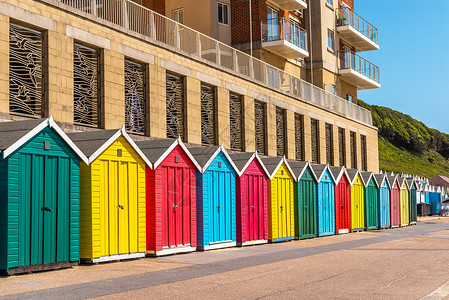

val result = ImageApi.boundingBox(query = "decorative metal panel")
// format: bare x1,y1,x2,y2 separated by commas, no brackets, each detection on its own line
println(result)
276,108,285,157
311,119,319,163
294,114,304,160
350,131,357,169
124,60,145,134
9,24,43,117
338,127,346,166
361,135,367,171
74,43,99,127
325,123,333,166
254,101,265,155
200,84,215,145
229,93,243,151
166,73,184,139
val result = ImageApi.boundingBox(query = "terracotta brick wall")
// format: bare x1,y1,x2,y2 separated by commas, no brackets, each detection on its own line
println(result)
339,0,354,9
140,0,165,14
231,0,266,44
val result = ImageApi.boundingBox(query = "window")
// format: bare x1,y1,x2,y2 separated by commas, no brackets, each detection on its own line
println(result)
295,114,304,160
74,43,99,127
325,123,334,166
9,23,44,118
327,29,335,51
346,94,353,102
338,127,346,166
311,119,320,163
166,73,185,139
268,67,278,88
254,101,266,155
276,108,285,157
267,6,279,41
229,93,243,151
201,84,216,145
124,59,145,134
350,131,357,169
326,0,333,6
218,3,229,25
361,135,367,171
172,8,184,24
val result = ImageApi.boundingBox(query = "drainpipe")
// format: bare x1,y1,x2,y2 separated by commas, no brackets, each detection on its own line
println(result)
308,0,313,84
249,0,253,57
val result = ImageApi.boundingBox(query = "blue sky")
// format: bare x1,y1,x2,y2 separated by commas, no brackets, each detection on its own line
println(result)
356,0,449,133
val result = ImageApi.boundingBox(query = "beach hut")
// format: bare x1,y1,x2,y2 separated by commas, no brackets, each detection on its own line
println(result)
188,145,239,250
0,117,88,274
68,128,150,263
398,177,410,227
230,152,270,246
374,173,390,229
261,157,296,242
347,169,365,232
387,176,400,228
416,183,425,204
429,186,441,215
311,164,335,237
361,172,379,230
407,179,417,225
329,166,351,234
135,138,200,256
288,160,318,239
424,184,431,204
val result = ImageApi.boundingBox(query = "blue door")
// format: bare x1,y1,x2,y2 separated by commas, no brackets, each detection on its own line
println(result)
378,180,390,228
317,170,335,237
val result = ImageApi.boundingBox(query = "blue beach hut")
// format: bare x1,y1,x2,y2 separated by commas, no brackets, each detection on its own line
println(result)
374,173,390,229
188,145,239,250
310,164,335,237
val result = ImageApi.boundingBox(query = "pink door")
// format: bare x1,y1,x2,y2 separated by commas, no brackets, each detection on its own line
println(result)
245,174,265,241
390,187,400,227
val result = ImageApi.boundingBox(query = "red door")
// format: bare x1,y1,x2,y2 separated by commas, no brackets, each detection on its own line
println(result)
162,166,192,247
335,176,351,234
390,184,400,227
244,174,265,241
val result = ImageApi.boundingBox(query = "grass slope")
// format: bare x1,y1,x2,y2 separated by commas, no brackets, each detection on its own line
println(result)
379,137,449,178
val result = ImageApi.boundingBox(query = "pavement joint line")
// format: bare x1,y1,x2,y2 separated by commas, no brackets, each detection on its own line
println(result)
2,222,448,300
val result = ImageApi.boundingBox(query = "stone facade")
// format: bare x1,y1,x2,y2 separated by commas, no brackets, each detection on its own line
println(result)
0,0,379,172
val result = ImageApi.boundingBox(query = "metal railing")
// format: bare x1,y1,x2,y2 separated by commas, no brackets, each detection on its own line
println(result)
337,6,378,45
339,50,380,83
56,0,373,126
261,18,307,51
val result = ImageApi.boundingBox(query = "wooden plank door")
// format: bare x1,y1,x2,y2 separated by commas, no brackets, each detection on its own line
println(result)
56,157,70,262
43,156,58,264
118,162,130,254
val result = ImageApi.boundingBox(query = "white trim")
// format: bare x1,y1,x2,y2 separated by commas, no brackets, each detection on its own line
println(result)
281,157,296,181
152,139,179,169
200,145,240,174
239,239,268,247
92,252,145,263
200,146,222,174
2,118,49,159
236,152,256,177
219,146,241,175
266,158,285,180
348,170,361,186
178,138,202,171
2,117,89,164
337,25,380,51
48,117,89,164
313,164,335,183
295,161,319,183
361,171,375,188
202,241,236,251
87,127,152,167
254,152,271,178
147,245,196,256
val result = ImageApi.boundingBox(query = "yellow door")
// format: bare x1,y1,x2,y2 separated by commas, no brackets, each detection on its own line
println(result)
400,188,409,226
351,175,365,230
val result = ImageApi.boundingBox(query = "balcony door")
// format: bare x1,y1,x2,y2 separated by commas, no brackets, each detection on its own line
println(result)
267,6,278,41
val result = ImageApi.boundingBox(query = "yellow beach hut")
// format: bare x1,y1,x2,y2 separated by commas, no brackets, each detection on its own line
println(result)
260,156,295,242
68,127,151,263
398,177,410,227
347,169,365,232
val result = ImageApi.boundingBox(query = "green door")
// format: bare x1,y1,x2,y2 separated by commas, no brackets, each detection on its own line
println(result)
297,168,317,239
409,187,417,223
19,154,71,267
365,179,379,230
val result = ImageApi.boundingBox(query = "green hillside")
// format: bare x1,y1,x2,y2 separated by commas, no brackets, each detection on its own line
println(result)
358,100,449,178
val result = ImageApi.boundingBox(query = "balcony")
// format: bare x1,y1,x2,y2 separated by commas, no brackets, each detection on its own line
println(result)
339,50,380,90
261,18,309,59
270,0,307,11
336,6,379,51
51,0,372,126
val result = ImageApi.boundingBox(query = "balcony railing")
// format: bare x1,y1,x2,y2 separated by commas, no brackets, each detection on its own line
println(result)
337,6,378,46
54,0,373,126
339,50,380,84
261,18,307,51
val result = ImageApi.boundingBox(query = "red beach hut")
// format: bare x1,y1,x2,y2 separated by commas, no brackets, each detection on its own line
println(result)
229,152,270,246
387,175,400,228
136,138,201,256
329,166,351,234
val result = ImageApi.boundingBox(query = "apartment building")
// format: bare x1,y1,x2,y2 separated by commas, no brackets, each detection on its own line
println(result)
0,0,379,171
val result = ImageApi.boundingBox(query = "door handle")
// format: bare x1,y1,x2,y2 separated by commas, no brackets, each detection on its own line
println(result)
280,206,283,211
305,206,308,209
324,205,326,208
356,205,358,208
117,205,124,209
217,205,221,210
41,207,52,212
341,205,344,209
173,205,178,209
251,205,255,211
